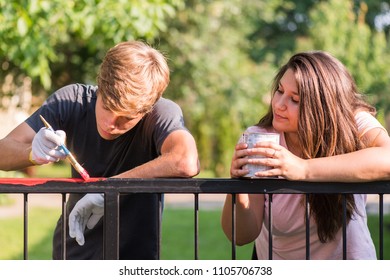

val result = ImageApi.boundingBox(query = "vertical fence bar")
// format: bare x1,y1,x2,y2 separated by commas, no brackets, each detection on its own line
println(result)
268,194,273,260
23,193,28,260
379,194,384,260
342,194,347,260
103,191,119,259
61,193,67,260
305,194,310,260
158,193,163,260
194,193,199,260
231,194,236,260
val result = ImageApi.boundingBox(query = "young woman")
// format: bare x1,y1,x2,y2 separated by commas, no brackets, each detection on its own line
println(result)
221,51,390,259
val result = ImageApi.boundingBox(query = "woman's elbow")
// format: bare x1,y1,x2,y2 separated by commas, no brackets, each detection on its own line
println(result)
221,218,259,246
222,229,257,246
374,154,390,180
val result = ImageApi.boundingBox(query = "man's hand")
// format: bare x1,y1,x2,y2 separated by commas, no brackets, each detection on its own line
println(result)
69,194,104,246
30,127,67,165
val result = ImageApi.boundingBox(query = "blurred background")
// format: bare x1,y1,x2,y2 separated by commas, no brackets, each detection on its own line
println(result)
1,0,390,178
1,0,390,260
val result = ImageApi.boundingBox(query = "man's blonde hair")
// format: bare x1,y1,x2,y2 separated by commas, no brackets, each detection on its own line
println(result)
97,41,170,115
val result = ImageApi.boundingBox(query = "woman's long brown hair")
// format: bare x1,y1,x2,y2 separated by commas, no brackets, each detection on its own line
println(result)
258,51,376,242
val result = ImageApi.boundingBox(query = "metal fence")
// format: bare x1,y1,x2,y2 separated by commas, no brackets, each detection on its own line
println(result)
1,178,389,260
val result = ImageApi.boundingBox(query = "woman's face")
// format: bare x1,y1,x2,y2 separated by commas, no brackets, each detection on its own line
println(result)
272,68,300,133
95,94,144,140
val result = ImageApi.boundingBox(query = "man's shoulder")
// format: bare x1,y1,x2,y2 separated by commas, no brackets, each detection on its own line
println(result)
142,98,185,130
155,97,179,107
152,98,182,114
53,84,97,99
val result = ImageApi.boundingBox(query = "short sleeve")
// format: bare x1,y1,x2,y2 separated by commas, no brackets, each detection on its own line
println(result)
355,111,387,138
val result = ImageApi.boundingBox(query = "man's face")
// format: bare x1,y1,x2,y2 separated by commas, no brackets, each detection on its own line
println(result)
95,94,144,140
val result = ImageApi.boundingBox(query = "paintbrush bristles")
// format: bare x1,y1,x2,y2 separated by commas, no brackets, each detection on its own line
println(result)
39,115,91,181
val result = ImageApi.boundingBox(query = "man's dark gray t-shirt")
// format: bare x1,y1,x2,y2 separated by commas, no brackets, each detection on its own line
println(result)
26,83,188,259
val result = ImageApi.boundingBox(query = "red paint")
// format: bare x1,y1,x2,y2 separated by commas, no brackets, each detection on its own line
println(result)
0,177,105,186
79,169,90,181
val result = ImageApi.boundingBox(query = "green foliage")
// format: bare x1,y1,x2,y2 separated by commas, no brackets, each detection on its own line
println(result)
246,0,319,65
160,1,272,176
1,0,390,176
0,0,183,90
160,0,390,176
309,0,390,114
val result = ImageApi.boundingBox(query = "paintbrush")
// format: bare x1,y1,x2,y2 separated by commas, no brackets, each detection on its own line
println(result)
39,115,90,180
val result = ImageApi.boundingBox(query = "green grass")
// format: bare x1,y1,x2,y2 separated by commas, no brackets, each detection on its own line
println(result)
367,214,390,258
0,207,61,259
0,206,252,260
0,205,389,260
161,207,253,259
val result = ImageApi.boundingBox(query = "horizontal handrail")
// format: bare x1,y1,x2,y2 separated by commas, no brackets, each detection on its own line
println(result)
1,177,390,194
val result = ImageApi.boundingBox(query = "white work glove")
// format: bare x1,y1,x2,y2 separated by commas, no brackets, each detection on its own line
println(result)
69,194,105,246
30,127,67,165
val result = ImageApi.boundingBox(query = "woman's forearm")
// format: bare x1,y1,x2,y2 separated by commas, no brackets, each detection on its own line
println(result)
221,193,264,246
304,146,390,182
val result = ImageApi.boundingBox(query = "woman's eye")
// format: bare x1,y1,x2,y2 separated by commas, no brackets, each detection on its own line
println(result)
276,88,284,94
291,93,300,103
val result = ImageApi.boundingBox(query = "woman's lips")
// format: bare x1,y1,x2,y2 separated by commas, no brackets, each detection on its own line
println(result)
273,112,287,121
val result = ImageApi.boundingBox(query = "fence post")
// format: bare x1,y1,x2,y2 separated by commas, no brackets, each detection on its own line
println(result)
103,190,120,259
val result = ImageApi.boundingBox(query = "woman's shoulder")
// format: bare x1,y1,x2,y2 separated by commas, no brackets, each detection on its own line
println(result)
355,110,386,136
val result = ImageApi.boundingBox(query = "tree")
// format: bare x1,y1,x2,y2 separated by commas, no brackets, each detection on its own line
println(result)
309,0,390,129
0,0,183,91
0,0,185,161
160,0,274,176
2,0,389,177
160,0,390,176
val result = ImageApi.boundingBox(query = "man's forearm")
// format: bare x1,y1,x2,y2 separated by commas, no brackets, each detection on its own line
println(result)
114,152,199,179
0,138,32,171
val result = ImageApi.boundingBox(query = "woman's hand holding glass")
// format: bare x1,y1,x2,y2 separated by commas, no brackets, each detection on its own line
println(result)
230,141,307,180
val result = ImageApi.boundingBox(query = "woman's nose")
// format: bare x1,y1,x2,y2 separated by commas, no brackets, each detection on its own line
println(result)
274,96,287,110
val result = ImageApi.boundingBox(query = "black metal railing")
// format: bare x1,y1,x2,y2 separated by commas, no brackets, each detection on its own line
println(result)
0,178,389,260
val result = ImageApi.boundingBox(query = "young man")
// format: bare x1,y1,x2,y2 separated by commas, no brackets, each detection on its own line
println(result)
0,41,200,259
